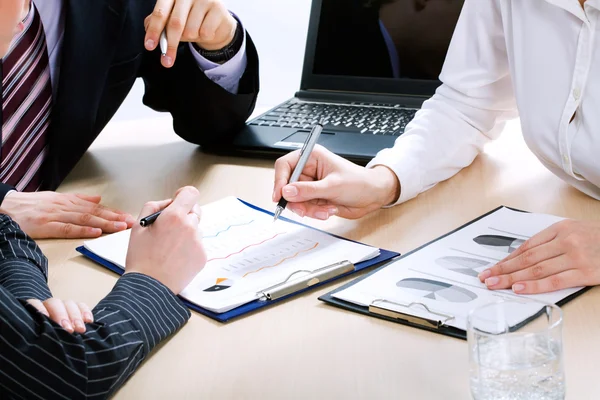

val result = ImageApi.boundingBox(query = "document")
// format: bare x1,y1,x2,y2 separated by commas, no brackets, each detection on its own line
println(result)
332,207,583,330
84,197,379,313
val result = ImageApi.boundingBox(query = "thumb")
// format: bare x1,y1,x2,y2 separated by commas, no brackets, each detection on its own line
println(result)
282,179,337,203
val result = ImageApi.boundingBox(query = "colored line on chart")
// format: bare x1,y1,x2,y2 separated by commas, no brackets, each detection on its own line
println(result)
203,220,255,238
243,242,320,278
207,232,287,263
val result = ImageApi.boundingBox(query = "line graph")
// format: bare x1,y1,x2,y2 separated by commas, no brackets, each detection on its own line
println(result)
206,232,286,263
243,242,320,277
203,220,254,239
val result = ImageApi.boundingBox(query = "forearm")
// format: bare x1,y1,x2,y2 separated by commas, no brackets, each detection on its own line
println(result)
0,214,51,300
0,274,190,399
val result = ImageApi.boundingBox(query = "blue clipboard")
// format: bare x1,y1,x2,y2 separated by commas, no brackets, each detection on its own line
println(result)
76,198,399,323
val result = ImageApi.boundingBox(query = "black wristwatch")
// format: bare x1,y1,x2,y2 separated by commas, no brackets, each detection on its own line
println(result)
194,17,244,64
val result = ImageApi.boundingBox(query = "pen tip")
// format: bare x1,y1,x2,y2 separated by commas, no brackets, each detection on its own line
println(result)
273,208,282,222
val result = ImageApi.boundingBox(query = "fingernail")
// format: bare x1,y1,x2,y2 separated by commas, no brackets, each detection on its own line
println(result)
74,319,85,331
479,270,492,281
145,39,155,49
283,186,298,197
114,222,127,230
163,56,173,67
328,207,338,216
512,283,525,293
84,312,93,323
61,319,73,332
485,277,500,287
315,211,328,220
126,215,136,225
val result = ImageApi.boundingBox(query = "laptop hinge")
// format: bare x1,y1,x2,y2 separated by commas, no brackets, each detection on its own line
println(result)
294,90,427,108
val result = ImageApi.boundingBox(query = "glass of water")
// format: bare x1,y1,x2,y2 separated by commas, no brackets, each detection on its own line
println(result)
467,300,565,400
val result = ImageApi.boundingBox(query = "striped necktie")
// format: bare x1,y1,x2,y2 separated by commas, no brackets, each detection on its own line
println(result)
0,4,51,192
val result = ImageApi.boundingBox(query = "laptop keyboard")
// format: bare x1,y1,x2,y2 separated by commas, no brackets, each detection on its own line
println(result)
249,101,417,136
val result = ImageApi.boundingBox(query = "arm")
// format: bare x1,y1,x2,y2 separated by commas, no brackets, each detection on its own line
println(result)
140,29,259,149
0,214,52,301
367,0,518,204
0,274,189,399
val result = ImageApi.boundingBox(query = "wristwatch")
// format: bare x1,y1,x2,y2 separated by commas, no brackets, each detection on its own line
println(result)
194,18,244,64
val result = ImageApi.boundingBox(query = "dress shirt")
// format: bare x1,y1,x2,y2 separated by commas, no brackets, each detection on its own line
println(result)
368,0,600,205
34,0,247,96
0,214,190,398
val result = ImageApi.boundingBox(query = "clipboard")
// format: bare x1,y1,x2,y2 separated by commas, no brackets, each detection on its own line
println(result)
319,206,591,340
76,199,399,323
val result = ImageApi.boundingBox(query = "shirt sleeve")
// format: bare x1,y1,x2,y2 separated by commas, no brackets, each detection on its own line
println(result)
367,0,518,205
188,14,248,94
0,214,52,301
0,272,190,399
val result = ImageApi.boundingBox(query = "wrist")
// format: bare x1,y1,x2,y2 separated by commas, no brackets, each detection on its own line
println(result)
370,165,401,207
194,15,242,62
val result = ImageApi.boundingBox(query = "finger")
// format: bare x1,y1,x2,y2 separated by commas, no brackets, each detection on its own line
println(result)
42,223,102,239
168,186,200,215
282,178,339,203
70,198,136,225
483,256,566,290
145,0,175,51
499,226,559,264
64,300,86,334
78,302,94,324
164,0,193,67
74,193,101,203
181,0,209,42
198,5,221,43
288,202,338,220
511,269,583,294
44,299,73,333
273,150,303,202
26,299,49,317
56,211,129,233
479,242,563,282
186,211,201,227
137,199,173,220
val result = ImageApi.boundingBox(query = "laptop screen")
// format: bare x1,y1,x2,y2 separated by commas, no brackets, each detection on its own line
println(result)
301,0,464,97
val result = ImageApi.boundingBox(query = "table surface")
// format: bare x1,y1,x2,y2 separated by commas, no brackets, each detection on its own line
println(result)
42,116,600,400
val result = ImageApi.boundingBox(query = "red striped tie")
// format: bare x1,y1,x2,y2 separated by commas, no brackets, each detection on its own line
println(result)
0,4,51,192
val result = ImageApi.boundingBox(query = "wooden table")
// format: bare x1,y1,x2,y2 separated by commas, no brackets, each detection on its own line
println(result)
42,116,600,399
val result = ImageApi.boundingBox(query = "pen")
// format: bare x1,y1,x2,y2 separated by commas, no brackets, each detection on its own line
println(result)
139,210,162,227
159,29,168,56
273,119,324,222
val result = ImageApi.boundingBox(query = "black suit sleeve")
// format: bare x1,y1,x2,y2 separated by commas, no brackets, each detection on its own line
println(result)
139,32,260,149
0,183,15,207
0,215,191,399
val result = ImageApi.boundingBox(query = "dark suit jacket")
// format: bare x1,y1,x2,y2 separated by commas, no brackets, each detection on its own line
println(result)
0,0,259,199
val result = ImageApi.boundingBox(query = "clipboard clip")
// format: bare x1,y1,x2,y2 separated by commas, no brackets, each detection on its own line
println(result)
257,260,355,301
368,299,455,329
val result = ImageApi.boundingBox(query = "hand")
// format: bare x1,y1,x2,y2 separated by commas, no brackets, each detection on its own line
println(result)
272,145,401,220
27,298,93,334
125,186,206,294
0,191,135,239
478,220,600,294
144,0,238,68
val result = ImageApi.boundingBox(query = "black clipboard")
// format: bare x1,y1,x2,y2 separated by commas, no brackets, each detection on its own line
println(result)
319,206,591,340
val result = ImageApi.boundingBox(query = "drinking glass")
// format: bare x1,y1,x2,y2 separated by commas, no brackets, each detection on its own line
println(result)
467,300,565,400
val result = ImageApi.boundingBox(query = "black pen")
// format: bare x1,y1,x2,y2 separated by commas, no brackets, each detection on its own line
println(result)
273,119,324,222
139,210,162,227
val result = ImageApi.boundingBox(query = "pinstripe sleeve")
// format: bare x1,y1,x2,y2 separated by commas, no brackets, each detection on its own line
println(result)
0,273,190,399
0,214,52,301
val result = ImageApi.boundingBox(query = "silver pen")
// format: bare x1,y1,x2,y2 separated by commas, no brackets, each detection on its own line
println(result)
159,29,168,56
273,118,324,221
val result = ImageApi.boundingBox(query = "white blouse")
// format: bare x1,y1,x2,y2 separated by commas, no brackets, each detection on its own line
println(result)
369,0,600,204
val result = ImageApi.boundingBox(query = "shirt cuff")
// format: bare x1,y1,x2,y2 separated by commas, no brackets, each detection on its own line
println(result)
96,273,191,357
188,14,248,94
366,135,428,207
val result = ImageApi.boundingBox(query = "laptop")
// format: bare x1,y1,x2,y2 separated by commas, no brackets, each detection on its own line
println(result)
229,0,464,165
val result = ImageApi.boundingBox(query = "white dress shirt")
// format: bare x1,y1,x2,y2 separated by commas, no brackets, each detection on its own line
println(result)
369,0,600,205
33,0,247,97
